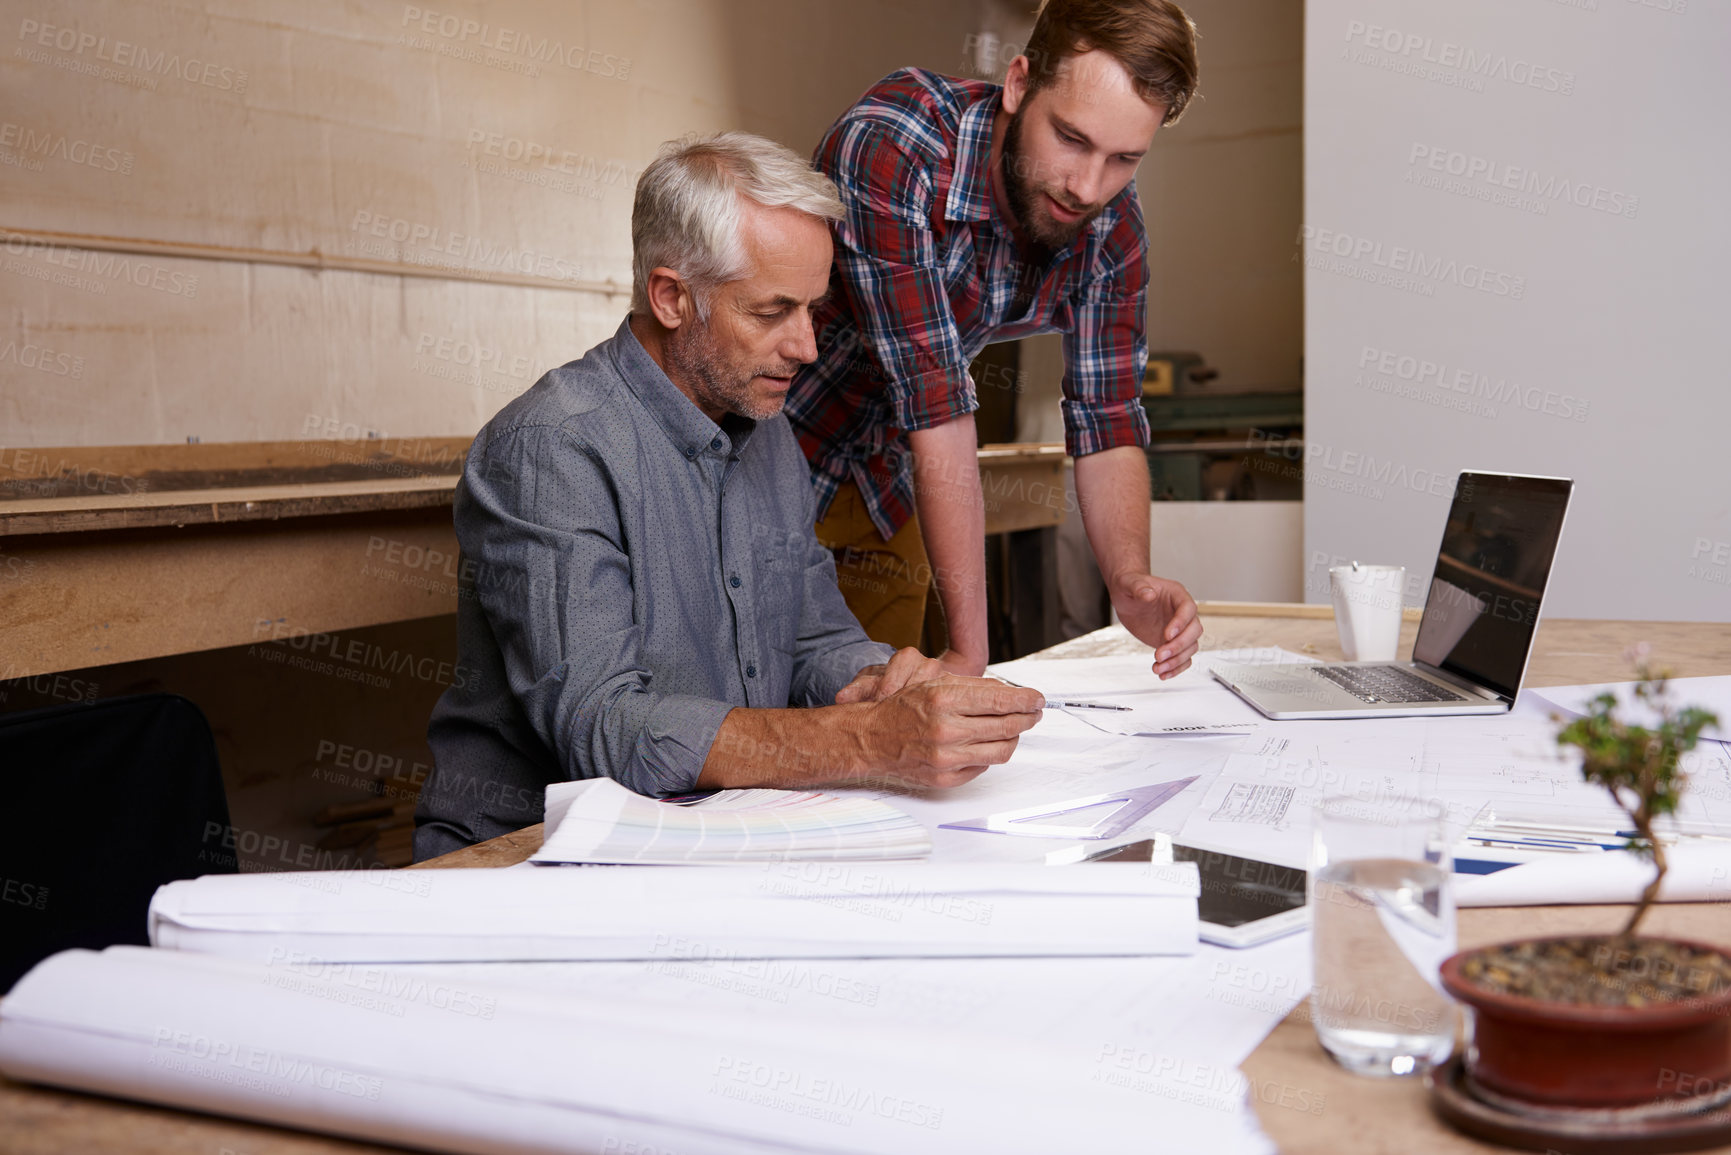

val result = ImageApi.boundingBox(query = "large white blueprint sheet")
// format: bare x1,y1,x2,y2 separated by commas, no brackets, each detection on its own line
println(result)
1176,697,1731,868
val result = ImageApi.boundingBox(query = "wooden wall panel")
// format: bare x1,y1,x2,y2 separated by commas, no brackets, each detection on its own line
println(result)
1,0,1018,447
3,2,639,279
0,250,624,444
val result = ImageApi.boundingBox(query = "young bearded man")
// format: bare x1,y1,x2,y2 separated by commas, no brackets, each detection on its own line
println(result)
416,133,1042,859
786,0,1205,679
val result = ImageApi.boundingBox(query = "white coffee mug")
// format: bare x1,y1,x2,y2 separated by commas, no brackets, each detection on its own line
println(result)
1329,564,1405,662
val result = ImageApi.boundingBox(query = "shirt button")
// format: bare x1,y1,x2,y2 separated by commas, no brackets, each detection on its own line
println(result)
729,574,742,588
684,446,696,459
746,664,757,678
710,437,722,451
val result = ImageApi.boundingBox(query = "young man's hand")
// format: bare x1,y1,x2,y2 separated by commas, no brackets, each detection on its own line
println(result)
1112,572,1202,678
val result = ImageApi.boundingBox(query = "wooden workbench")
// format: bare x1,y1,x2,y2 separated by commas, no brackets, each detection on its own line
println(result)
0,440,1067,680
0,439,470,679
4,605,1728,1153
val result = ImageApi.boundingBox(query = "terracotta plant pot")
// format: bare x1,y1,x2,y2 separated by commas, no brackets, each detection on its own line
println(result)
1439,936,1731,1111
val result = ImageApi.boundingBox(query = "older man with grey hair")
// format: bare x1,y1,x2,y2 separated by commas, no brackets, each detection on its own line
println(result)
416,132,1044,858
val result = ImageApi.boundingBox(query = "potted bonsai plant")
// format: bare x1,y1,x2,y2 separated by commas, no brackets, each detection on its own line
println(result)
1437,663,1729,1129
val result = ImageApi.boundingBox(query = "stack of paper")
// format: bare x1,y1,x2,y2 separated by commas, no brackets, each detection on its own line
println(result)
532,777,932,864
147,863,1203,962
0,945,1280,1155
1532,676,1731,744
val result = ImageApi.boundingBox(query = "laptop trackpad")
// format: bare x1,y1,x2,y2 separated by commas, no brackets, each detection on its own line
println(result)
1219,666,1345,699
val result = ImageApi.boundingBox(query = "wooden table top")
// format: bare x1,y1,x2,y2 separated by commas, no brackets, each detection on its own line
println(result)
5,603,1729,1153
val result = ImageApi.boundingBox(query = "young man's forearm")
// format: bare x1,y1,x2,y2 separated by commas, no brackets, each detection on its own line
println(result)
1073,445,1153,588
907,416,990,674
1072,444,1202,675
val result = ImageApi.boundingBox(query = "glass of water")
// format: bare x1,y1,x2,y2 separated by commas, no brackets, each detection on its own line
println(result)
1309,794,1457,1077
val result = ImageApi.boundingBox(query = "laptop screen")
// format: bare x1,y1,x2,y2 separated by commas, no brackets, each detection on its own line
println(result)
1411,472,1573,701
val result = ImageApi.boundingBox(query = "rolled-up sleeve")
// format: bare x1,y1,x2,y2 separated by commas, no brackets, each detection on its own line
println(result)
1059,202,1152,459
825,118,976,433
460,426,726,796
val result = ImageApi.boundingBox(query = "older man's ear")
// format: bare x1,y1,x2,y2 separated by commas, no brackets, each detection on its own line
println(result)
642,265,695,331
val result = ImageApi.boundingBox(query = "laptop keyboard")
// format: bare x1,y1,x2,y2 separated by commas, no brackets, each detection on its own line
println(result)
1313,665,1469,704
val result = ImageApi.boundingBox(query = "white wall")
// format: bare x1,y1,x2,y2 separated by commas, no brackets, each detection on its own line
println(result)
1139,0,1302,393
1150,502,1302,603
1303,0,1731,621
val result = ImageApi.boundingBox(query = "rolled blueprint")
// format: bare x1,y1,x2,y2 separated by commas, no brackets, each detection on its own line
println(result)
1456,842,1731,907
149,862,1201,962
0,945,1275,1155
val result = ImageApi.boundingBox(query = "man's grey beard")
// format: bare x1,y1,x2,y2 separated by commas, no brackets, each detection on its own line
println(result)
664,319,794,422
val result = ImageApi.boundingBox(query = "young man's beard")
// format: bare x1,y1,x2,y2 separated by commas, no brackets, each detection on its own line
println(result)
1001,105,1101,250
664,312,797,422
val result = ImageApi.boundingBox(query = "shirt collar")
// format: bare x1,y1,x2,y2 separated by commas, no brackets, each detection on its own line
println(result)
945,89,1000,224
609,317,755,461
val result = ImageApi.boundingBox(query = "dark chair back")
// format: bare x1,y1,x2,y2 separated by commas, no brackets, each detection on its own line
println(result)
0,693,234,991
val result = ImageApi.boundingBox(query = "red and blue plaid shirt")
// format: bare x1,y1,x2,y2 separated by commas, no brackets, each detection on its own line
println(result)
787,68,1152,541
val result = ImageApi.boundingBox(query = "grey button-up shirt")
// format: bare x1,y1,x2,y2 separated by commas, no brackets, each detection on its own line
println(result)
416,319,893,857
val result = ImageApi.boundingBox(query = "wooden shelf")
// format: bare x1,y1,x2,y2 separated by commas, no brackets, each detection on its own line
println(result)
975,442,1067,462
0,476,458,537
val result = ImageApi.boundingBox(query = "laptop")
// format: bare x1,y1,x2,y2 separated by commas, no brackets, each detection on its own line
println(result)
1211,471,1573,719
